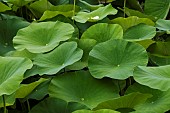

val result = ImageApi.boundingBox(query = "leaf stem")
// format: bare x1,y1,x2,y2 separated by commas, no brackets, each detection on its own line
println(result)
26,99,30,112
73,0,76,23
124,0,126,18
2,95,7,113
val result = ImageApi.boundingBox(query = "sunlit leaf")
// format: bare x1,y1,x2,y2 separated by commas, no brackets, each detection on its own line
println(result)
0,57,32,96
13,21,74,53
88,39,148,79
33,42,83,75
73,4,117,23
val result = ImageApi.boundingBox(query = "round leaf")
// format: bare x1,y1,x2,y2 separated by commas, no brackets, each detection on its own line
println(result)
88,39,148,79
134,65,170,91
33,42,83,75
81,23,123,43
0,57,33,96
48,71,119,109
156,19,170,34
13,21,74,53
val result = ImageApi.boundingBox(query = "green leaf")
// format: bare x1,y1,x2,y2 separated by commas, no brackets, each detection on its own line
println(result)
110,16,155,31
88,39,148,79
0,16,30,55
5,49,37,60
27,79,51,100
73,4,117,23
149,54,170,66
15,78,47,98
94,92,152,111
3,0,34,7
156,19,170,34
29,0,53,18
126,83,170,113
29,97,89,113
48,71,119,109
123,23,156,41
13,21,74,53
134,65,170,91
81,23,123,43
0,2,11,12
123,7,156,21
0,57,32,96
39,5,80,21
73,109,120,113
33,42,83,75
147,42,170,57
144,0,170,19
78,0,103,11
0,93,15,108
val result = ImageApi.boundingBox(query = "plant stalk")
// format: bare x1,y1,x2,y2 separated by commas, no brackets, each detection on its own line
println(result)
2,95,7,113
26,99,30,112
73,0,76,23
124,0,127,18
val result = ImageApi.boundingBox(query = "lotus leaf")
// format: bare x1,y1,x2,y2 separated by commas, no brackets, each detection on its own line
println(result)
110,16,155,31
144,0,170,19
48,71,119,109
29,97,88,113
33,42,83,75
0,57,32,96
88,39,148,79
123,23,156,41
81,23,123,43
73,4,117,23
134,65,170,91
13,21,74,53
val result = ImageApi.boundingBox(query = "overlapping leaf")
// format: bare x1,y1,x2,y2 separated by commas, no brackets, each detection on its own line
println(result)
134,65,170,91
73,4,117,23
110,16,155,31
48,71,119,109
33,42,83,75
29,97,89,113
88,39,148,79
0,57,32,96
13,21,74,53
81,23,123,43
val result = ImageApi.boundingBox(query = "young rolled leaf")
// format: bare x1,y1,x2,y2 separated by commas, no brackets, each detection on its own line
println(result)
13,21,74,53
33,42,83,75
81,23,123,43
48,71,119,109
29,97,89,113
88,39,148,79
133,65,170,91
72,4,117,23
0,57,33,96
